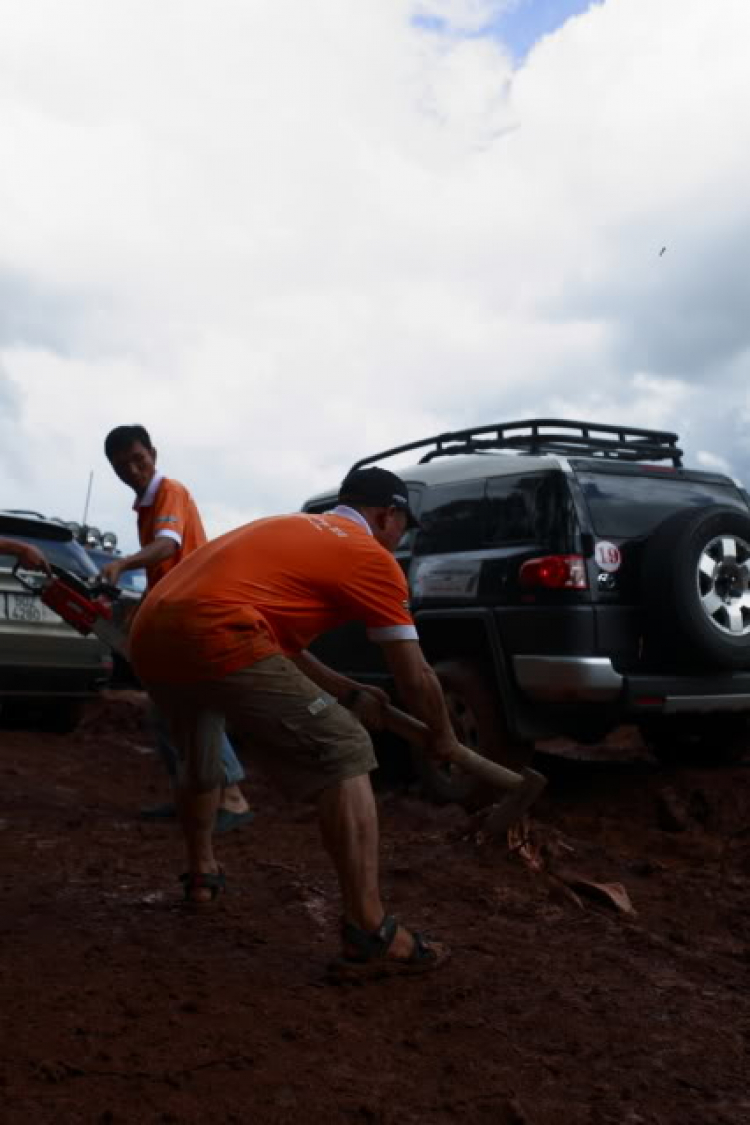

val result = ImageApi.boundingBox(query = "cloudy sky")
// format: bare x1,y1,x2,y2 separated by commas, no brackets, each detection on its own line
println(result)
1,0,748,550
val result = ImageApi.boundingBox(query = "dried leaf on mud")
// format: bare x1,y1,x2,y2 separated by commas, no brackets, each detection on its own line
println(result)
559,877,637,916
506,822,637,915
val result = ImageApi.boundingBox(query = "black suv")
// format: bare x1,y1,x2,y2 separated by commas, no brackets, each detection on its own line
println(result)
302,419,750,803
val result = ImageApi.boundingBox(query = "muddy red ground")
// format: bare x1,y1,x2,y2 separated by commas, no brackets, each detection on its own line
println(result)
1,695,748,1125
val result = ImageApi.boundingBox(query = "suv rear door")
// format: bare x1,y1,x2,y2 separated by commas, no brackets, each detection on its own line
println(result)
569,461,750,669
411,469,583,607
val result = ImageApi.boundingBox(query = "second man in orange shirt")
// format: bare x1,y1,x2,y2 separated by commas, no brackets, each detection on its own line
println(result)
101,424,253,833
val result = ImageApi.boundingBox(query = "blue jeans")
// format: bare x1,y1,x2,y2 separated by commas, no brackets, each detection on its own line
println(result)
151,704,245,786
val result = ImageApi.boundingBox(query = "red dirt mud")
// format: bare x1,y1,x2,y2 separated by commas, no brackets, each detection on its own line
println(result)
1,695,748,1124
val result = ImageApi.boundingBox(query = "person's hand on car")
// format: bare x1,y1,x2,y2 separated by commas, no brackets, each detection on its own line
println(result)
12,542,52,574
100,560,124,587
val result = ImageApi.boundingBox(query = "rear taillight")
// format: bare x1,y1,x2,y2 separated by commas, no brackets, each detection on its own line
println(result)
519,555,588,590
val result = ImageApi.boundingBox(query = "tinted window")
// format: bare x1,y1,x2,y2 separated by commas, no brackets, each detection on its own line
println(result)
396,486,423,553
577,471,749,537
414,480,487,555
0,534,98,578
486,471,579,551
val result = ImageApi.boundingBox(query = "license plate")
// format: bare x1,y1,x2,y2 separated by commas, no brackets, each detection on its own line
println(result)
7,594,59,624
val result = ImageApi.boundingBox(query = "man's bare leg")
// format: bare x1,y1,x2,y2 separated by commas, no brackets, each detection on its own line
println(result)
177,785,222,903
317,774,416,959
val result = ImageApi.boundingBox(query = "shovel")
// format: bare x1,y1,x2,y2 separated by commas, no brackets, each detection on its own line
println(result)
380,702,547,832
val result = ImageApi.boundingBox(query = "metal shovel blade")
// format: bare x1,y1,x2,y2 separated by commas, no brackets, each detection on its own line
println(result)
480,768,548,834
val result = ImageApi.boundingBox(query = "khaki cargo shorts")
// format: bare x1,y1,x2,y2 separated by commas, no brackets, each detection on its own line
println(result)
146,654,376,800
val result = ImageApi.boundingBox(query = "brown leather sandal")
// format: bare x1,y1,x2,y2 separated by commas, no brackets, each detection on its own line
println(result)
327,915,450,982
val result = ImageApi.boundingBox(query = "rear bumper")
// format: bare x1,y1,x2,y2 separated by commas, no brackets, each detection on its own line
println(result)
0,664,111,699
513,656,623,702
513,655,750,714
624,674,750,715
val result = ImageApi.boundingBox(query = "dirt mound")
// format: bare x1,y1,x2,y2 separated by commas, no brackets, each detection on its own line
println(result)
1,700,748,1124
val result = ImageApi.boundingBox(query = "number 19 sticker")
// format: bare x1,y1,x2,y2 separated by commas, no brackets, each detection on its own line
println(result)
595,541,622,572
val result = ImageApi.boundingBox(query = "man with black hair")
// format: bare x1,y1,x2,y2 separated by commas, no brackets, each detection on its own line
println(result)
130,466,455,977
102,424,253,832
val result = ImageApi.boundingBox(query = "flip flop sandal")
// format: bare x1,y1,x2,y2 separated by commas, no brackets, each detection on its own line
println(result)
179,867,226,909
327,914,450,982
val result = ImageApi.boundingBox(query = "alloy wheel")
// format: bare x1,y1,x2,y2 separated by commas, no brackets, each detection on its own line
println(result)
697,534,750,636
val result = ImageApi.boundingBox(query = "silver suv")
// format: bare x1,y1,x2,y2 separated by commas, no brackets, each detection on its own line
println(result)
0,511,113,732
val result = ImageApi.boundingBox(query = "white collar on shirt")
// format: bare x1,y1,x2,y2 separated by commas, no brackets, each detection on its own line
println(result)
326,504,373,536
133,471,165,510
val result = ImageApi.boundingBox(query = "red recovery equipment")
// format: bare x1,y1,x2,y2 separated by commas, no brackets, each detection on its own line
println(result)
12,563,130,658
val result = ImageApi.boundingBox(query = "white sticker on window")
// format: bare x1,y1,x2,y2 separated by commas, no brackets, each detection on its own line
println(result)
595,541,622,572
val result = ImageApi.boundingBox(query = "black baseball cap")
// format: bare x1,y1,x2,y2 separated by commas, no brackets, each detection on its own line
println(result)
338,467,420,529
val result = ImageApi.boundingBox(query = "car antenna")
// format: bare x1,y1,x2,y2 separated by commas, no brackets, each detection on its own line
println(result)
82,470,94,526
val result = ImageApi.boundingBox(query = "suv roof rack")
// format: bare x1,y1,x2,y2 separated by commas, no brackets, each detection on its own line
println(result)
351,418,684,470
4,508,48,520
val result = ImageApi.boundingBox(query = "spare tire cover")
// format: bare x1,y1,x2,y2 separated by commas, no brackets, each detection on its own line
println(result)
641,504,750,669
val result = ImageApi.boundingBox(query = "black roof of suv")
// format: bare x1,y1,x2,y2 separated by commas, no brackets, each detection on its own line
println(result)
303,419,750,803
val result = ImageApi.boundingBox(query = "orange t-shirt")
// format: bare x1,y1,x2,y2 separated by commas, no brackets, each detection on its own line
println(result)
136,475,207,589
130,510,417,684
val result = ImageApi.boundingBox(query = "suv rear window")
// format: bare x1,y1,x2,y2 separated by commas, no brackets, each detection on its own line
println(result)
577,470,749,538
414,471,579,555
414,480,487,554
0,534,98,578
486,471,579,549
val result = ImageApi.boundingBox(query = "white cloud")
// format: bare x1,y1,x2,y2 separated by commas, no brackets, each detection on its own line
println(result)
696,450,732,476
1,0,749,549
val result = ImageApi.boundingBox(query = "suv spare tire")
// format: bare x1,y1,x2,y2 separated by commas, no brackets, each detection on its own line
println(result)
642,505,750,669
412,658,532,809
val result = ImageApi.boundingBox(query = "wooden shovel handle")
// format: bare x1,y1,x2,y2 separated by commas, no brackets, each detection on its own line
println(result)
382,704,525,793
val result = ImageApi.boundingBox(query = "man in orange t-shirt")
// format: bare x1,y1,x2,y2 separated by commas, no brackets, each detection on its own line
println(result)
101,424,252,832
131,467,461,977
101,426,206,592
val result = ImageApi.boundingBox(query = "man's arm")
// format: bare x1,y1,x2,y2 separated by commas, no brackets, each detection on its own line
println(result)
0,539,51,573
100,538,177,585
290,650,390,723
379,639,457,757
293,642,459,755
290,650,381,703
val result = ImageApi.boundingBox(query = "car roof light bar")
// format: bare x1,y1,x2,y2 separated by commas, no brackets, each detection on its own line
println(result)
350,418,683,470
